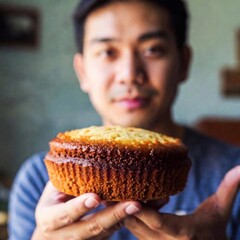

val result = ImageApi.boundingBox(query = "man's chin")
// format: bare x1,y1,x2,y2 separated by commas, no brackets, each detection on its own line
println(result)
106,117,153,130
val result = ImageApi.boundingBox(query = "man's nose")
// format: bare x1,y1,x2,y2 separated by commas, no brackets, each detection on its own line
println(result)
115,51,145,85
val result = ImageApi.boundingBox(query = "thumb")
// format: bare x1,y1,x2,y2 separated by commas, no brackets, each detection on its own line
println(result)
195,166,240,220
215,166,240,218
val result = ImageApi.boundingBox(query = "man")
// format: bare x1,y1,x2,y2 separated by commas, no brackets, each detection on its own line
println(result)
9,0,240,239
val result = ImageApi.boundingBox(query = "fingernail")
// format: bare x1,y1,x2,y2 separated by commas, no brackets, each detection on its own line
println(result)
84,197,100,208
125,204,140,215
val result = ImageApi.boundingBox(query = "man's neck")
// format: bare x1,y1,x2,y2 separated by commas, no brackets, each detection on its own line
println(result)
149,120,185,140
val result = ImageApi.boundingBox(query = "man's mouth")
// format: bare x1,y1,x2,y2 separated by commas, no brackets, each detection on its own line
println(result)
109,85,156,110
114,97,148,110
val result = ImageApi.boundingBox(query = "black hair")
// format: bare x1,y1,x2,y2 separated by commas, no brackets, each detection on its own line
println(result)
73,0,189,53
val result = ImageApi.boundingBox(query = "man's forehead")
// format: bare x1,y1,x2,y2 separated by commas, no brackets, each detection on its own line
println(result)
87,2,169,24
88,30,171,46
84,1,173,43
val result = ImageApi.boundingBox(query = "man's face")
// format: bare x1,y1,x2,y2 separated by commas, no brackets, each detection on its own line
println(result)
74,1,190,130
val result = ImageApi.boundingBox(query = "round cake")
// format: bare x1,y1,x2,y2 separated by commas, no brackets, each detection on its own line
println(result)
44,126,191,201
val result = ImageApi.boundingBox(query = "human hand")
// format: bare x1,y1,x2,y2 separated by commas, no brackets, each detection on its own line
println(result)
124,166,240,240
32,181,141,240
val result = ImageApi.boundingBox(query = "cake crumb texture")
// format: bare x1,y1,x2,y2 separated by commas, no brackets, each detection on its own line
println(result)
57,126,183,146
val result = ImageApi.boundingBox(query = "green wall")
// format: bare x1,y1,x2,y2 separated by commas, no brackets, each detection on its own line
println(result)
175,0,240,121
0,0,101,177
0,0,240,178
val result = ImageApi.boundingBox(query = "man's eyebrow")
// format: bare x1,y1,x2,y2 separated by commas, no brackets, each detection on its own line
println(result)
89,31,169,44
90,37,118,44
138,31,170,42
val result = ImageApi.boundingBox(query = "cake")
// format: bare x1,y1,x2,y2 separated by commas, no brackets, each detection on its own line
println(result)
44,126,191,201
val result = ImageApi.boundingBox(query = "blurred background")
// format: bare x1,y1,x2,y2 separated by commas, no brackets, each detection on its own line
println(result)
0,0,240,238
0,0,240,183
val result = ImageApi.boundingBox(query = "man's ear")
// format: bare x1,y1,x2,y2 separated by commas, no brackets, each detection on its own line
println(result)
73,53,90,93
179,45,192,83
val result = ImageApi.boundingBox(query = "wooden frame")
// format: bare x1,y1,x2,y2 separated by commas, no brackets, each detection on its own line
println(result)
0,4,40,48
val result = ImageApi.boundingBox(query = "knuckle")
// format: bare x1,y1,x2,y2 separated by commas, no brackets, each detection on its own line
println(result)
65,200,86,220
89,219,106,235
62,204,75,225
148,214,165,232
149,221,162,231
36,217,54,234
62,202,83,225
35,225,53,239
112,210,124,224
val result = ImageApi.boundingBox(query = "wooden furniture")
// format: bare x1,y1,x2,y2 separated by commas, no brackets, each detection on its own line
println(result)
221,29,240,96
195,117,240,146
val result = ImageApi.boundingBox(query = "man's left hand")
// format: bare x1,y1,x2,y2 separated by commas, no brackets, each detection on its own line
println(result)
124,166,240,240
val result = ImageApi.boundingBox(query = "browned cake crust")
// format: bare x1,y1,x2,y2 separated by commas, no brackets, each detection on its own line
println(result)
44,126,191,201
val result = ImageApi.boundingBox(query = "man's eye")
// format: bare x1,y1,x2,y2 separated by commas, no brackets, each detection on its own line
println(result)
144,45,166,58
99,49,117,59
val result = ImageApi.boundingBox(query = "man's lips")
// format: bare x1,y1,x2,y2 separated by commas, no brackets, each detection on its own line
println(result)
109,86,156,110
113,97,148,110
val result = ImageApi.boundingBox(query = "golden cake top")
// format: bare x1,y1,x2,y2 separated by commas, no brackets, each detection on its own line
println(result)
56,126,183,147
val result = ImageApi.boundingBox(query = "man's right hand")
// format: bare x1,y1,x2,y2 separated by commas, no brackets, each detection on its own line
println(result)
32,181,141,240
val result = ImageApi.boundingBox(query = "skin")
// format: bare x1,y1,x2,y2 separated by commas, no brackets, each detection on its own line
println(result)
32,1,240,239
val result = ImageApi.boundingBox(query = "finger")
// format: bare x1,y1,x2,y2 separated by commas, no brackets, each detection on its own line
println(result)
37,194,101,231
53,201,142,239
38,182,73,206
36,183,101,231
124,216,159,239
132,206,188,235
215,166,240,217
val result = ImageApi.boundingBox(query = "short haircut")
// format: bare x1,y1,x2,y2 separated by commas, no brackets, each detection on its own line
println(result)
73,0,189,53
